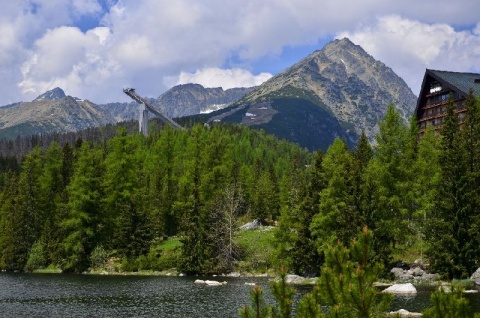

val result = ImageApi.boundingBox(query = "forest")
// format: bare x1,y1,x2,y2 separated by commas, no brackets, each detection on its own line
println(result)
0,91,480,280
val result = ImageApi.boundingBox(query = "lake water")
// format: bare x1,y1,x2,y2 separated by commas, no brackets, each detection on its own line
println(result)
1,273,479,317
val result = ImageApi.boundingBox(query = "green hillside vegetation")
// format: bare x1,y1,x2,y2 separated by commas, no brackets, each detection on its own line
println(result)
1,91,480,280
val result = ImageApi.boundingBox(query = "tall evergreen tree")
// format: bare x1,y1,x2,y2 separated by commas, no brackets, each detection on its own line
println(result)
275,150,325,276
13,147,43,269
364,105,412,264
62,143,105,272
0,171,21,270
426,94,472,278
38,142,64,265
310,138,358,252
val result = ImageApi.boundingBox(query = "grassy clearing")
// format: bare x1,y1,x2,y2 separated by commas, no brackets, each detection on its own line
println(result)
235,227,276,274
157,237,182,251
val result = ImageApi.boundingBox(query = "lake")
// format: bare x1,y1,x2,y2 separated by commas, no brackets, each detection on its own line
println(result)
1,273,479,317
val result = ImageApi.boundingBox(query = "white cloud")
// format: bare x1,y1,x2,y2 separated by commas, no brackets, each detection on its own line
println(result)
170,68,272,89
338,15,480,95
1,0,480,105
71,0,102,16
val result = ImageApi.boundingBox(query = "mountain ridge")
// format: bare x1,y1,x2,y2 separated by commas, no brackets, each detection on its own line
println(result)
223,38,416,145
0,38,417,149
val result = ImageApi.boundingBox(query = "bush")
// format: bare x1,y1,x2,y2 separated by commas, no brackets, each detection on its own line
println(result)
89,245,109,270
25,241,46,272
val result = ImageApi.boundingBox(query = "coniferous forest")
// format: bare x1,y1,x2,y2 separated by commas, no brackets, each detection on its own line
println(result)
1,91,480,281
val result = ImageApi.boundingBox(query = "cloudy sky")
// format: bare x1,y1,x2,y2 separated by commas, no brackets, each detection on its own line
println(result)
1,0,479,105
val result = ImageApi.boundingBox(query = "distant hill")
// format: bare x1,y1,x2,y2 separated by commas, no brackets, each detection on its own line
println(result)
0,88,108,140
203,38,417,150
0,85,253,140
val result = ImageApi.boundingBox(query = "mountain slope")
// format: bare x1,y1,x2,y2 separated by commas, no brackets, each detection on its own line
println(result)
0,85,254,140
156,84,254,118
0,88,108,139
207,38,417,150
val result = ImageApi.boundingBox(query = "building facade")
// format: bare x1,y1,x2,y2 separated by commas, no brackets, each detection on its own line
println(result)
416,69,480,134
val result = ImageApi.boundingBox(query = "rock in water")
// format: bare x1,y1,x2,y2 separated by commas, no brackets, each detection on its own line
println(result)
382,283,417,294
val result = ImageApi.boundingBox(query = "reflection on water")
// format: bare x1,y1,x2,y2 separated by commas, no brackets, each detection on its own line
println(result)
0,273,479,317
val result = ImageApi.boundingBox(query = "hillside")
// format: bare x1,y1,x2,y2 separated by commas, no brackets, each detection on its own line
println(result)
205,38,417,150
0,85,252,140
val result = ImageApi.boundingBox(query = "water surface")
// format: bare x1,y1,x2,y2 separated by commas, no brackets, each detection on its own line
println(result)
1,273,479,317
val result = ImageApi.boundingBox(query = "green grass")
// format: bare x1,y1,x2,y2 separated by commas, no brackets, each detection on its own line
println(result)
157,237,182,251
391,236,426,265
236,228,276,274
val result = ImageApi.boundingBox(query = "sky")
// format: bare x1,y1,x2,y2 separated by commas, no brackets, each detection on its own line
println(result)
1,0,479,105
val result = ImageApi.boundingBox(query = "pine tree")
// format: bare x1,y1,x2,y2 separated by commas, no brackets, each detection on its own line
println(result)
62,143,105,273
426,94,471,278
11,147,43,269
0,171,21,270
274,150,325,276
38,142,64,265
363,105,412,265
296,227,392,318
310,138,358,253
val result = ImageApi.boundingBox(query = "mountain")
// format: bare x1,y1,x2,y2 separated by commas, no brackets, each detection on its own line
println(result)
156,84,255,118
0,95,108,140
205,38,417,150
32,87,67,101
0,38,416,147
0,84,253,140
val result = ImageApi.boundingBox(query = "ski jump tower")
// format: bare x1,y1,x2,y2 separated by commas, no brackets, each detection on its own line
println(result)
123,88,183,136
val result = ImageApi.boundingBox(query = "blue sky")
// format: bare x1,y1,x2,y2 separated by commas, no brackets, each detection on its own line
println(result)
0,0,479,105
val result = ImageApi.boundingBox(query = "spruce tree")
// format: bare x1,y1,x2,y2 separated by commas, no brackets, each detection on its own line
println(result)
274,150,325,276
310,138,358,253
62,143,104,272
426,94,470,278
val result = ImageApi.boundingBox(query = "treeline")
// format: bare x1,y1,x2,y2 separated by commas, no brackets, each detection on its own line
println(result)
0,124,310,273
274,91,480,280
1,91,480,279
0,120,140,163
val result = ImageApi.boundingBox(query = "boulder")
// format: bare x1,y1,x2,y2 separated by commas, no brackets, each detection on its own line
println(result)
390,267,405,278
194,279,205,284
285,274,305,284
227,272,241,277
387,309,423,317
399,274,414,281
239,219,263,231
205,280,226,286
470,267,480,280
411,267,425,277
414,273,438,281
382,283,417,294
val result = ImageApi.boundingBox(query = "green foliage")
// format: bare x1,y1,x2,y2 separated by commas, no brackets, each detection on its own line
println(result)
62,143,105,273
237,229,276,273
239,284,275,318
242,228,392,318
426,92,480,279
24,241,46,272
423,284,480,318
299,227,392,318
269,268,296,318
89,245,109,270
274,150,324,276
311,138,358,253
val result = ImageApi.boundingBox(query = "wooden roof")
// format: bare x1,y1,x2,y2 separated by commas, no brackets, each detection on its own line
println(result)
415,69,480,117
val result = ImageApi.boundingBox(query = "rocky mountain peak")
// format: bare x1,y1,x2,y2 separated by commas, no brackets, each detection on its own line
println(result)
156,84,254,118
33,87,66,102
234,37,416,145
